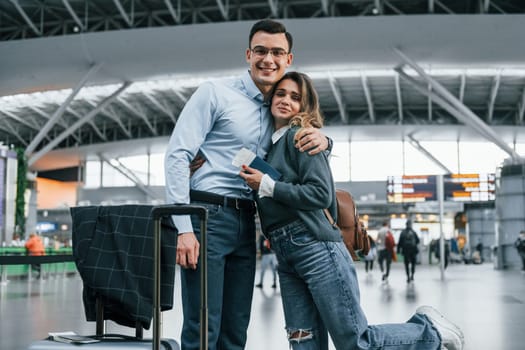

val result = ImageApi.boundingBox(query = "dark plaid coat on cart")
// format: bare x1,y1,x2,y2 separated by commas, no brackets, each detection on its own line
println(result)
70,205,177,330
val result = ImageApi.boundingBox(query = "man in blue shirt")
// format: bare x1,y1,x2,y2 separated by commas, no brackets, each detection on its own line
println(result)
164,20,330,350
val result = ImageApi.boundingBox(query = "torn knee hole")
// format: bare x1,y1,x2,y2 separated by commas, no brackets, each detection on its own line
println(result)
287,329,314,343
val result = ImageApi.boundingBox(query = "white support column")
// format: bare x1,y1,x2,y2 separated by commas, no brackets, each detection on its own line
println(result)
437,174,445,280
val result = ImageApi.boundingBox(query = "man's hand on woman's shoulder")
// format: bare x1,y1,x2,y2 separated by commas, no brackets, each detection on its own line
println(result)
294,127,330,155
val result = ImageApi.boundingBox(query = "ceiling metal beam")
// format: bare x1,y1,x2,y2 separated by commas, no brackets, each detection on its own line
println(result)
327,73,348,124
435,0,454,14
0,119,28,146
487,72,501,123
397,68,494,139
112,0,133,26
144,93,175,123
518,86,525,125
67,107,107,141
164,0,180,24
268,0,279,17
374,0,384,15
428,0,435,13
103,105,133,138
483,0,491,13
8,0,41,36
428,82,433,121
407,134,452,173
117,98,158,135
361,74,375,122
61,0,84,31
395,73,403,122
2,109,40,130
172,88,188,104
383,0,404,14
459,73,466,102
215,0,229,20
490,1,506,14
320,0,329,15
25,63,102,156
28,82,131,167
27,105,80,142
99,153,160,200
394,48,522,162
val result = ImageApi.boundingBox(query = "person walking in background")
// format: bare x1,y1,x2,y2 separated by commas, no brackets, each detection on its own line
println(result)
474,238,484,263
363,233,377,274
377,220,395,282
434,239,451,269
25,233,45,278
398,220,420,283
164,19,330,350
515,230,525,272
10,233,24,247
240,71,464,350
255,234,278,289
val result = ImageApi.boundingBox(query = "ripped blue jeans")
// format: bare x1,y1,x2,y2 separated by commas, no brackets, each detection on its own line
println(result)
268,220,441,350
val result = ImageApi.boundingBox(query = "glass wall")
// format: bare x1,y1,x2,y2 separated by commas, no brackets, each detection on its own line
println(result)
83,140,523,187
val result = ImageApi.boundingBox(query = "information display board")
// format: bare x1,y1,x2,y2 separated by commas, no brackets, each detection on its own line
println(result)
443,173,495,202
387,175,437,203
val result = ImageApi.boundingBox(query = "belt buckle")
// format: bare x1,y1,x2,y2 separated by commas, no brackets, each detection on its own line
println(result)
235,198,241,210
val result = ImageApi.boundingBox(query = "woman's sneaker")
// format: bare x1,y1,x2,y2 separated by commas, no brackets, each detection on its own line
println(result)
416,305,464,350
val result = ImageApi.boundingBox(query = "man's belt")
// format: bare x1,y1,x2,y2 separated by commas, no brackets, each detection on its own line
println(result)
190,190,255,210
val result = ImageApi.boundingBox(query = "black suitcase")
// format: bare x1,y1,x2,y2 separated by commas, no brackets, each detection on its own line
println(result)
29,204,209,350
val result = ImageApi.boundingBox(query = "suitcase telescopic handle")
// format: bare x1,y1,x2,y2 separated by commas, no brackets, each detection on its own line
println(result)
151,204,209,350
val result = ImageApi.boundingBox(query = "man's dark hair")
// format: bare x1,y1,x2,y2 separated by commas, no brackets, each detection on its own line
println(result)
249,19,293,52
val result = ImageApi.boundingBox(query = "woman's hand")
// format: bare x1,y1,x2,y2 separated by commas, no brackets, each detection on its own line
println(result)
239,165,263,191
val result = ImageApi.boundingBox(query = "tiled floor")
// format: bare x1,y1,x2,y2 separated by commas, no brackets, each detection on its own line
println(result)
1,261,524,349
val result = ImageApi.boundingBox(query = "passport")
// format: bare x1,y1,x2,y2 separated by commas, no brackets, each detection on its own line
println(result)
232,147,282,181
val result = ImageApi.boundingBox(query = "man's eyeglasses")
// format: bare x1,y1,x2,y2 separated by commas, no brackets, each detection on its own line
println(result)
250,46,289,58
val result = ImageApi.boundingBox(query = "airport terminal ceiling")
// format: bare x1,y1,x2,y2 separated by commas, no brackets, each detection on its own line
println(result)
1,1,525,172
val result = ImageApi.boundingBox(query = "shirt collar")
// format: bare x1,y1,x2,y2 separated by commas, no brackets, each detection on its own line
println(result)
272,125,290,144
242,70,265,103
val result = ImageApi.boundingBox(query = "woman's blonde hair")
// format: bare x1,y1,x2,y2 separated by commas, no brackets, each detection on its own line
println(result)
270,71,324,129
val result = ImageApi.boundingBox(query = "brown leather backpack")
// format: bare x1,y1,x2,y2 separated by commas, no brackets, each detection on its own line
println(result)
324,189,371,261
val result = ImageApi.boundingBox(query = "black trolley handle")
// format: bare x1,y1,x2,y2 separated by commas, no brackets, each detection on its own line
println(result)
151,205,208,350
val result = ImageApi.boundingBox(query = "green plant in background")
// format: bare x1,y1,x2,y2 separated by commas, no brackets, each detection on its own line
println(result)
15,147,28,238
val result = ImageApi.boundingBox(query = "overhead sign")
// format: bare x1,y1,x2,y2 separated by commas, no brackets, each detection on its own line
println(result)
387,175,437,203
443,173,495,202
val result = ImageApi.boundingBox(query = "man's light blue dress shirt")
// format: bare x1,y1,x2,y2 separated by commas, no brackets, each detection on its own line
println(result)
165,71,273,233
